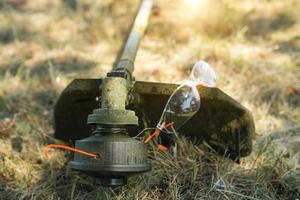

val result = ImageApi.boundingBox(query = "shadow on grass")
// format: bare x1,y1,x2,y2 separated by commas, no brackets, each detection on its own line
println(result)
0,60,24,78
246,13,295,38
275,35,300,54
0,25,33,44
31,89,58,111
0,0,26,10
0,181,23,200
29,56,97,78
26,159,114,200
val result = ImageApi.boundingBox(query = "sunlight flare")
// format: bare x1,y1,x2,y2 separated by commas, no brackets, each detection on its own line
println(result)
184,0,207,10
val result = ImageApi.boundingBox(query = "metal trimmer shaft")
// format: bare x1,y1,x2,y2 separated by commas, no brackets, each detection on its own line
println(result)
113,0,153,80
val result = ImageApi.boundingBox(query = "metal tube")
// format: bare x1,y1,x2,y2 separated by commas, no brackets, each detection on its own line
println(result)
114,0,153,75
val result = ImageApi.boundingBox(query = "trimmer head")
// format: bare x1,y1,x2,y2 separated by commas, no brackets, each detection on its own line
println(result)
69,132,151,187
54,79,255,159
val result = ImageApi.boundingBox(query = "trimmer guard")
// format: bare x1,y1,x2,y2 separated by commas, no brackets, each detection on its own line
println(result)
54,79,255,159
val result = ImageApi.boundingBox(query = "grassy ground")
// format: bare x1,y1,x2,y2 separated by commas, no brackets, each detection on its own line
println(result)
0,0,300,199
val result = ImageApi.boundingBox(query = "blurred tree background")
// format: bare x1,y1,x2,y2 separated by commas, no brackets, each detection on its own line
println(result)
0,0,299,199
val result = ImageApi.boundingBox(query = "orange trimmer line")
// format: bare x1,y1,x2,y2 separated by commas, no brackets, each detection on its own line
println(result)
44,144,98,159
144,121,175,143
158,145,168,151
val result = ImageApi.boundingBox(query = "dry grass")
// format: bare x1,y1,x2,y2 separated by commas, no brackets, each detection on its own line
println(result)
0,0,299,199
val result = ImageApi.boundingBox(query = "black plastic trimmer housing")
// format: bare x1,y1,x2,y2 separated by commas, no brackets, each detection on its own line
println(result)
54,0,255,187
70,131,150,186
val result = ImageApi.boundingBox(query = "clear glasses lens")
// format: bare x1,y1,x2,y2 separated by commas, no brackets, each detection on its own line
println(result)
157,61,216,134
190,61,217,87
157,81,200,132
